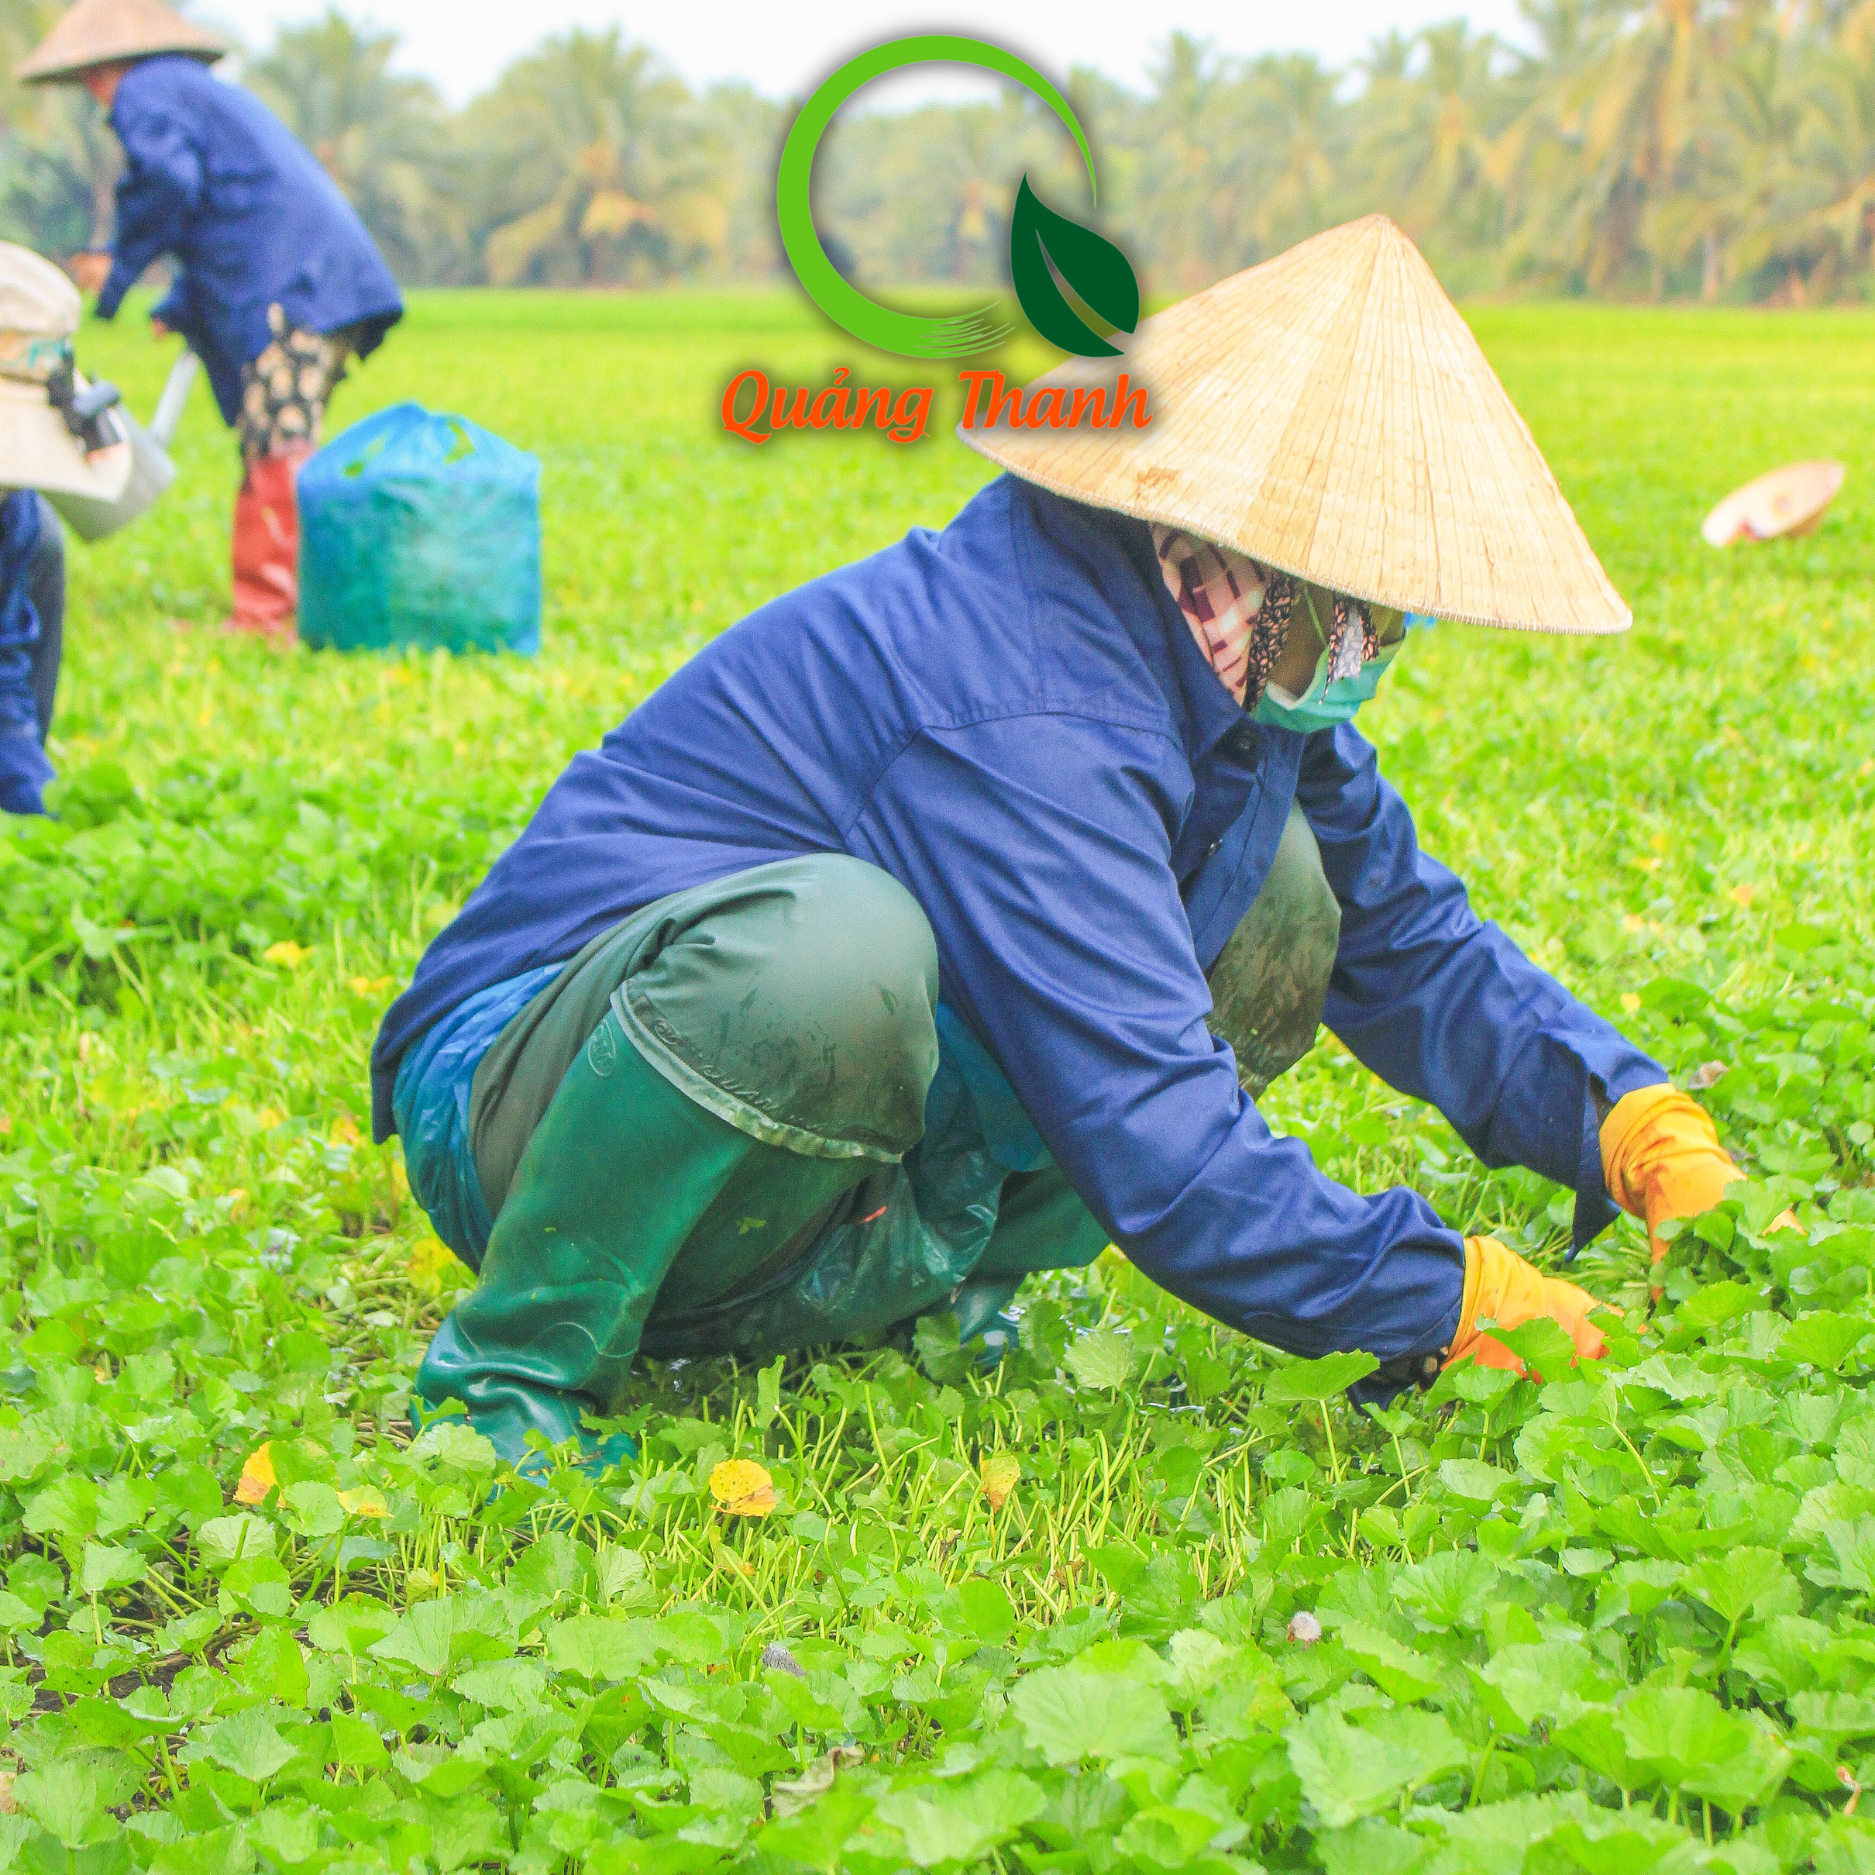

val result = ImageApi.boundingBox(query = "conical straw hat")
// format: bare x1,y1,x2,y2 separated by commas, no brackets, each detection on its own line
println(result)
962,214,1630,634
17,0,225,84
1700,460,1844,546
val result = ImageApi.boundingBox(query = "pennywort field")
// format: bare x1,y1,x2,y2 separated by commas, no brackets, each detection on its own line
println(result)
2,292,1875,1874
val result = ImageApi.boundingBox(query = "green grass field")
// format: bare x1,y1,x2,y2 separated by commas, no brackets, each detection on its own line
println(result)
3,290,1875,1871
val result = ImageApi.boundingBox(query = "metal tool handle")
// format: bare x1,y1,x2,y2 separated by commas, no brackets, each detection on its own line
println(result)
148,350,200,449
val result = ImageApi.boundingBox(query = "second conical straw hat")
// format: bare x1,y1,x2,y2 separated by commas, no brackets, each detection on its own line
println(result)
963,214,1629,634
16,0,225,84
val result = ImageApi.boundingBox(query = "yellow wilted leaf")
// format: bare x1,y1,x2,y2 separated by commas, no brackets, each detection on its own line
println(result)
224,1188,250,1222
407,1233,462,1298
235,1442,277,1505
329,1114,362,1147
262,940,310,969
709,1458,776,1517
349,975,396,996
1620,993,1642,1014
980,1450,1020,1510
256,1105,286,1130
338,1486,389,1520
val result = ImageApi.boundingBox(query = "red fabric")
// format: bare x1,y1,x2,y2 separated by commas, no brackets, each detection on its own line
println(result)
230,448,310,637
1150,525,1291,705
1150,525,1380,708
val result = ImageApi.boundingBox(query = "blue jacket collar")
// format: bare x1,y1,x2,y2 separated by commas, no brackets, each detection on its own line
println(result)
1034,486,1248,767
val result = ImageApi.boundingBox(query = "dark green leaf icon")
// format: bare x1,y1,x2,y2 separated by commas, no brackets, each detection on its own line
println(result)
1008,176,1141,358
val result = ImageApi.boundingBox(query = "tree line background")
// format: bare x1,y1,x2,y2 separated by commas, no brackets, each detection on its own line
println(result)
3,0,1874,304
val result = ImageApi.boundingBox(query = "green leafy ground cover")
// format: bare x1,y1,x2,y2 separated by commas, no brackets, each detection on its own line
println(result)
2,291,1875,1873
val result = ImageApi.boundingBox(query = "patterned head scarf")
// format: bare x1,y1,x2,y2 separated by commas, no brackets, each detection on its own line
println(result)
1151,525,1383,710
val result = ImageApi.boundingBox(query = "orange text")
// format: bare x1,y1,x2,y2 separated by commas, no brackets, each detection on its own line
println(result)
956,369,1151,430
723,367,932,445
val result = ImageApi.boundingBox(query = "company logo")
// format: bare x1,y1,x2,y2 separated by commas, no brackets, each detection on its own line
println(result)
775,35,1141,361
722,36,1152,447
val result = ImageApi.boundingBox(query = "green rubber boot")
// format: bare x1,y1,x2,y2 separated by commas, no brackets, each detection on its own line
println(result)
415,1007,868,1466
946,1166,1114,1361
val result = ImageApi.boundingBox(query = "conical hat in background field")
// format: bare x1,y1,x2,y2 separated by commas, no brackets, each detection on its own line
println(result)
1700,460,1844,546
16,0,225,83
963,214,1631,635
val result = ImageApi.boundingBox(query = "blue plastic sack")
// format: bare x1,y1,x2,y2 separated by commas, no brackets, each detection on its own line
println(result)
298,402,541,656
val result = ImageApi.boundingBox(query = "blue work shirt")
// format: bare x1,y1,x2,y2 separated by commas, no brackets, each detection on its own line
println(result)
372,477,1662,1362
94,57,404,426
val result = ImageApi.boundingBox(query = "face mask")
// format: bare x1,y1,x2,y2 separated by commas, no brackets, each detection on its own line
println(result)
1249,594,1427,733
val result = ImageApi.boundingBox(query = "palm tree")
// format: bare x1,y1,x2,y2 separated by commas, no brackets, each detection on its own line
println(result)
466,28,726,287
1784,31,1875,289
694,80,785,281
1353,22,1508,255
1487,0,1625,289
1562,0,1711,292
0,0,122,255
1651,19,1807,299
1230,54,1350,259
819,96,1012,287
1128,33,1236,291
246,9,466,284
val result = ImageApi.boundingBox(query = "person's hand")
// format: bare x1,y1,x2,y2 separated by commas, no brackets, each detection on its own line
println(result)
1602,1086,1739,1266
1444,1234,1612,1378
1599,1084,1799,1299
68,251,111,297
151,318,170,339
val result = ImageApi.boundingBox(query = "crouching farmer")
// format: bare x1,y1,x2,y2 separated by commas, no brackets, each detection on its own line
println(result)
372,217,1743,1466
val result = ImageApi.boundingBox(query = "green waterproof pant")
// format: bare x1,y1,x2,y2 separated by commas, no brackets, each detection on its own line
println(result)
416,813,1340,1460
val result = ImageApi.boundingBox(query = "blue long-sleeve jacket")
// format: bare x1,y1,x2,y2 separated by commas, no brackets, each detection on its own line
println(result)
0,493,52,816
372,477,1661,1359
95,57,403,426
0,493,41,742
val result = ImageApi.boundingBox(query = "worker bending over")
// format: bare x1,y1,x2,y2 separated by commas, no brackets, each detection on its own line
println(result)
374,218,1740,1464
19,0,403,639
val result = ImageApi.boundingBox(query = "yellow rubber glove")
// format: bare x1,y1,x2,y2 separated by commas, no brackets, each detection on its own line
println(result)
1600,1084,1773,1301
1444,1235,1611,1378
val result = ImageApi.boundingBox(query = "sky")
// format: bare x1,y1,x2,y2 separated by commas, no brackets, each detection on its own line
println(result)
229,0,1531,107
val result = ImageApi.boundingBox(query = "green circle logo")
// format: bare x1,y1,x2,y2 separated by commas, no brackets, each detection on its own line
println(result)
776,36,1141,361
